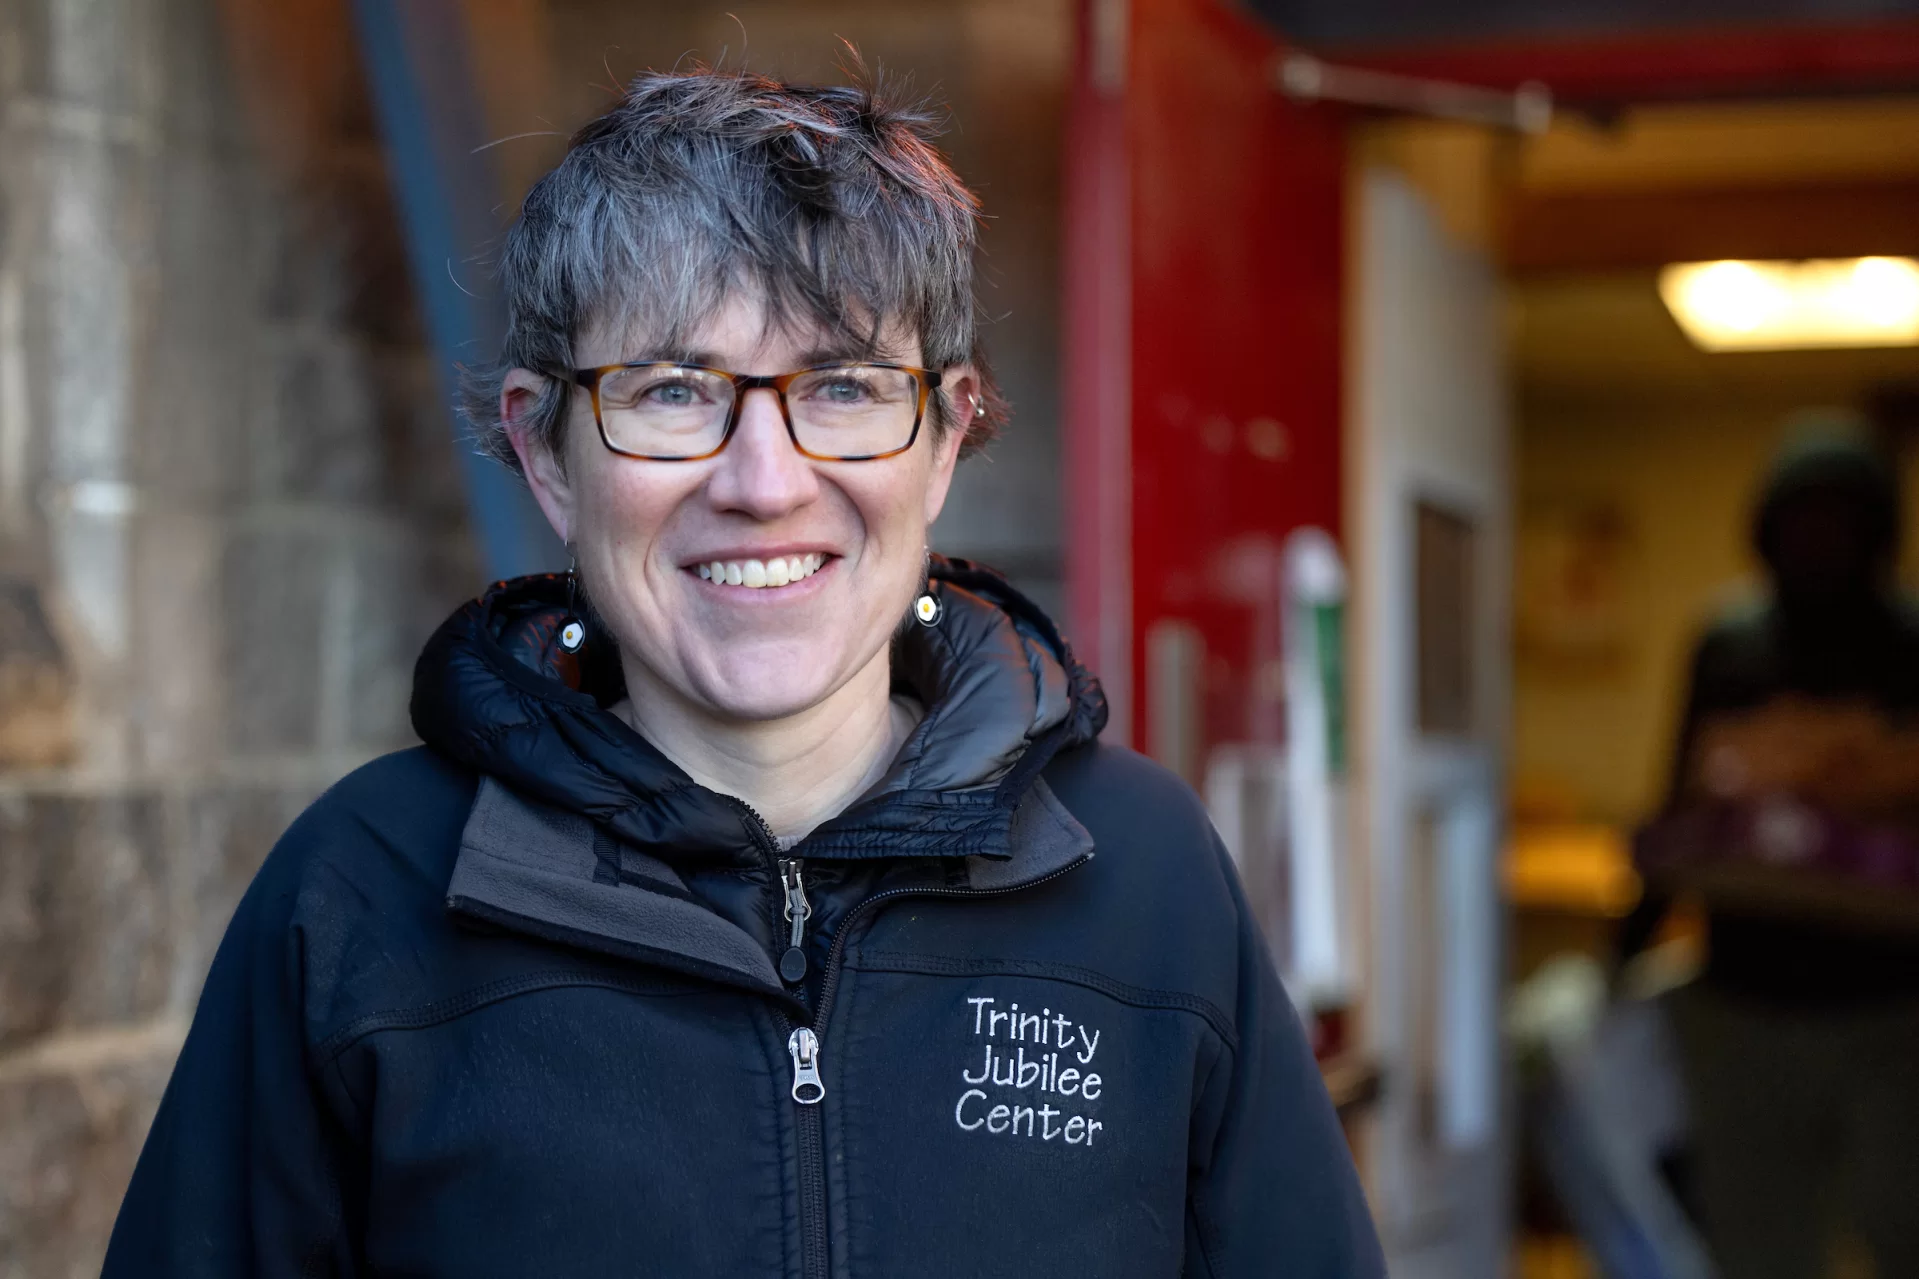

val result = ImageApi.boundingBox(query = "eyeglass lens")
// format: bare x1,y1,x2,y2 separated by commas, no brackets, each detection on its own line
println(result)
597,364,920,459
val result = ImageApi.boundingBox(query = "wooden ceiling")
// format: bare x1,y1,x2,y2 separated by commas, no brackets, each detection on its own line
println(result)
1501,95,1919,272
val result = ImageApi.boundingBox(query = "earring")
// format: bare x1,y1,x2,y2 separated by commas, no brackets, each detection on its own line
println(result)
914,548,940,627
973,397,985,418
559,556,587,653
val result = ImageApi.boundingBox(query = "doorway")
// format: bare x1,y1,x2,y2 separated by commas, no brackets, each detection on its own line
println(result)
1505,96,1919,1279
1374,91,1919,1278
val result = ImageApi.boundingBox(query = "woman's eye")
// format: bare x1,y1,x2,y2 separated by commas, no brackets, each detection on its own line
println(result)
814,377,870,403
641,379,705,407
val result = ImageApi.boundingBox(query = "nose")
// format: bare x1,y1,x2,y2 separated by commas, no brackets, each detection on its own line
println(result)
705,386,819,520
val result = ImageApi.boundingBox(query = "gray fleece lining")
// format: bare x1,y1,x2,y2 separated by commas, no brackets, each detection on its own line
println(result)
448,776,1096,985
448,778,782,993
966,778,1094,891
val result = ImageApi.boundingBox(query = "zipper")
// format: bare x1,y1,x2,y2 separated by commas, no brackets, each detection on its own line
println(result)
782,857,1090,1279
726,798,833,1279
778,858,812,985
726,794,1092,1279
787,1026,825,1103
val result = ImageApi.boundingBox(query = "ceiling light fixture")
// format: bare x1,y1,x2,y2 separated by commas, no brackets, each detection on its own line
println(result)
1658,256,1919,352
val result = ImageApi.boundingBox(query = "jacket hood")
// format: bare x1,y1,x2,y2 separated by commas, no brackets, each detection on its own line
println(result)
411,556,1107,867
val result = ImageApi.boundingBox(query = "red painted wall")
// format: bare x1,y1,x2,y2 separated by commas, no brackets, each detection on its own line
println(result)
1066,0,1346,757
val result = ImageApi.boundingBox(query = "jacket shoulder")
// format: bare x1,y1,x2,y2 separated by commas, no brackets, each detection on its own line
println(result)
1042,740,1217,850
222,748,483,1036
275,746,478,891
1040,741,1243,963
236,747,478,978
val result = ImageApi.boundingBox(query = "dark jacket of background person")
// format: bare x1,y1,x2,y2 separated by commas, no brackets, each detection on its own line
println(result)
103,559,1384,1278
1625,434,1919,1002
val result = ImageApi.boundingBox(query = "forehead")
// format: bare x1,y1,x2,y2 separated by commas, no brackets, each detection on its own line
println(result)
577,290,922,369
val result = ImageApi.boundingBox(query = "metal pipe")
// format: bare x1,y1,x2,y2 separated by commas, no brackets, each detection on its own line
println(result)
350,0,563,581
1277,52,1553,135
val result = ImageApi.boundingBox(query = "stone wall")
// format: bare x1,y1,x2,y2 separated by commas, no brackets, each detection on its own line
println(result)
0,0,476,1272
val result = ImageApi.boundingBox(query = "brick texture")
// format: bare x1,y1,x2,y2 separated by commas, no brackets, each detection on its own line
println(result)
0,0,476,1269
0,1047,176,1279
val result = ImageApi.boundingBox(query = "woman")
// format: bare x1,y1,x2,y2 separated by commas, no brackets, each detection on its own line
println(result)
106,69,1382,1277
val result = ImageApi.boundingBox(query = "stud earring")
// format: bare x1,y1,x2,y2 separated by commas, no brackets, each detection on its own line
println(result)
559,555,587,654
914,592,941,626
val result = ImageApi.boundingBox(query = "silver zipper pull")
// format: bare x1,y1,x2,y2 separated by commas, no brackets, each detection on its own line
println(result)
778,859,811,984
787,1027,825,1105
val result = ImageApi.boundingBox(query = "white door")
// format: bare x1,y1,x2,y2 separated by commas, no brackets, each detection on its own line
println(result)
1348,164,1512,1279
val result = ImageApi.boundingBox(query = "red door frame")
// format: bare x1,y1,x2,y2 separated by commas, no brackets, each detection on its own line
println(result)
1063,0,1345,753
1062,0,1135,741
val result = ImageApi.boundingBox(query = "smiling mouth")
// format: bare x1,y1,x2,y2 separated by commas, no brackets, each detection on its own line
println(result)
695,553,827,590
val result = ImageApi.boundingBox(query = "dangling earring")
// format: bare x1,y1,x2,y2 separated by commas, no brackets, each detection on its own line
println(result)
559,553,586,654
914,548,941,627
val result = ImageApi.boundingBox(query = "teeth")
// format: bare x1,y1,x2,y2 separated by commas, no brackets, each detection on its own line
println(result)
698,553,826,590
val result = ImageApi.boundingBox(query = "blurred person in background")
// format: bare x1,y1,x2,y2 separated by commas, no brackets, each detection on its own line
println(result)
1627,426,1919,1279
101,68,1383,1277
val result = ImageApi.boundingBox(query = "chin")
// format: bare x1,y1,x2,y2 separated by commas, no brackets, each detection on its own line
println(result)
684,643,853,723
701,681,835,723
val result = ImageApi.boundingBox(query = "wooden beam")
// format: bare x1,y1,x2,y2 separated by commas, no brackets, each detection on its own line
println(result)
1501,179,1919,274
1345,19,1919,106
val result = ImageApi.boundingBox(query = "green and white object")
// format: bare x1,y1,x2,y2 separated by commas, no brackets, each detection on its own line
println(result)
1283,527,1351,1009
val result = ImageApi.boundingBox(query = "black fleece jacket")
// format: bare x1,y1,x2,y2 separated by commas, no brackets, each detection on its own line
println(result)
104,560,1383,1278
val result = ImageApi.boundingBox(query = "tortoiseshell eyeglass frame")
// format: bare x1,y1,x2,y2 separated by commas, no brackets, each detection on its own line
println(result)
567,361,943,462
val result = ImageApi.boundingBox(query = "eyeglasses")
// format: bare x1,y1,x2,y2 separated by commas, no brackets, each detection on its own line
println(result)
569,361,942,462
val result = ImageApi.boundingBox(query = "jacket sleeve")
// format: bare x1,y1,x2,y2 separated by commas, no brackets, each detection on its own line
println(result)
1184,835,1387,1278
103,831,359,1277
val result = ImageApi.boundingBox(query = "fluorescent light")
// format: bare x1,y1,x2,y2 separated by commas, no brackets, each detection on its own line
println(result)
1658,257,1919,351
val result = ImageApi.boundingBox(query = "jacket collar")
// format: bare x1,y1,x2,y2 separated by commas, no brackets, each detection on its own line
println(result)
445,770,1095,1005
411,556,1107,869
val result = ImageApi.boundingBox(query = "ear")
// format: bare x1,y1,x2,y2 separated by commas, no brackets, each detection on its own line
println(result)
503,368,577,546
920,366,976,526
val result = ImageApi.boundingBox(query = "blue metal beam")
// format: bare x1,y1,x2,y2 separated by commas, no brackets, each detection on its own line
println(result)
351,0,563,581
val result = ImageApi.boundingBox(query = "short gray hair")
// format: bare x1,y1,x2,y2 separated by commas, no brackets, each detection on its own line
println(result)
463,66,1005,472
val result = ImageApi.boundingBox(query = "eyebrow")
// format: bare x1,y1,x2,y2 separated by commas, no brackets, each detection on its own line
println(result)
628,342,905,371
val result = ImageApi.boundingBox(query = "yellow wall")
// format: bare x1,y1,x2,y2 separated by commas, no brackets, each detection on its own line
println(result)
1514,348,1919,827
1514,399,1779,825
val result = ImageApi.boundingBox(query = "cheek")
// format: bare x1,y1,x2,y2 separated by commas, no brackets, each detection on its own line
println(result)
838,469,939,628
573,460,689,575
848,465,936,564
